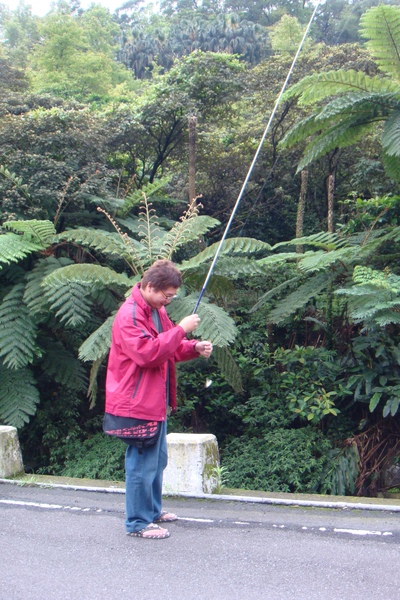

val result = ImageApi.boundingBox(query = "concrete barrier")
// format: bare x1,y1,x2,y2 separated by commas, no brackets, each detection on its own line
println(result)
0,426,24,478
163,433,219,495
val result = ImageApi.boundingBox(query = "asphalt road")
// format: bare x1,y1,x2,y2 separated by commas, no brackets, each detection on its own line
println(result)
1,482,399,600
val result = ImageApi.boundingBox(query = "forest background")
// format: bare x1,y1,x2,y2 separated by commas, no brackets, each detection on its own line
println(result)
2,0,400,497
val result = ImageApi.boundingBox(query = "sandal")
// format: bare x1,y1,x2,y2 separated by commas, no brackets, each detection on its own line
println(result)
155,511,178,523
128,523,170,539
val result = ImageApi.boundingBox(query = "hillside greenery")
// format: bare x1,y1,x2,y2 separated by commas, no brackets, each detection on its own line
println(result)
1,0,400,497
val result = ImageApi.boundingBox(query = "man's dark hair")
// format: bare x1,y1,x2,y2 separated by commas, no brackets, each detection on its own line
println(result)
141,259,182,290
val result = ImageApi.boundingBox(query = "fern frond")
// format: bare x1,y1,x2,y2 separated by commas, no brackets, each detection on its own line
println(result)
24,256,74,316
272,232,347,251
284,70,398,105
0,365,40,427
56,227,137,256
210,256,269,278
297,119,375,172
213,346,243,393
180,238,272,271
3,220,56,245
381,151,400,180
41,342,87,391
41,265,129,327
42,263,131,290
0,232,46,269
268,271,335,325
297,247,359,273
119,177,171,216
167,294,237,347
360,5,400,80
79,314,114,362
316,92,396,122
96,208,146,275
159,210,220,260
137,193,162,264
382,109,400,156
249,276,303,313
0,283,39,369
88,357,104,408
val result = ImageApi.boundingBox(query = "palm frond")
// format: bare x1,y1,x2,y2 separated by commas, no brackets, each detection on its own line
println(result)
360,5,400,81
0,283,38,369
0,365,40,427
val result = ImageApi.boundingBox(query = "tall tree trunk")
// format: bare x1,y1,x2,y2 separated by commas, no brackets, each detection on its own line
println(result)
296,169,308,254
188,115,197,203
327,173,335,233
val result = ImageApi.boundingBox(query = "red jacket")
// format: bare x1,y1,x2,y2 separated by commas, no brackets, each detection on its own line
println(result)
105,283,199,421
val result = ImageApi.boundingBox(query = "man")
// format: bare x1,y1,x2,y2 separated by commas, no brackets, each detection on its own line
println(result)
105,259,213,539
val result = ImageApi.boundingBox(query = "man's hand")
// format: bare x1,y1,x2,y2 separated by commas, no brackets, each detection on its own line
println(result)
179,314,201,333
195,341,213,358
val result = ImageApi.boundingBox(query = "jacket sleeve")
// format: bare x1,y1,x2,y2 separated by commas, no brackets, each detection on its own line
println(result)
174,338,200,362
116,309,188,368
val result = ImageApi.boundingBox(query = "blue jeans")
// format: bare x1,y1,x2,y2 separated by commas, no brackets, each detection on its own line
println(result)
125,420,168,533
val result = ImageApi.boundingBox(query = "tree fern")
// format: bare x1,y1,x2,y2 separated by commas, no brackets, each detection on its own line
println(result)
0,232,47,269
283,70,398,105
167,293,237,347
360,5,400,80
79,314,115,362
0,283,39,369
4,219,56,245
297,120,375,172
56,228,139,262
158,198,219,259
24,256,74,316
42,263,131,290
41,341,88,391
213,346,243,393
336,265,400,327
119,176,172,216
180,237,272,271
0,365,40,427
267,271,336,325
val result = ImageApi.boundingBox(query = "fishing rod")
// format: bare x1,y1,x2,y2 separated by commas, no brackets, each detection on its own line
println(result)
193,0,321,313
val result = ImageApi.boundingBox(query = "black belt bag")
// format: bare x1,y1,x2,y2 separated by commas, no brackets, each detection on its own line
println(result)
103,413,161,453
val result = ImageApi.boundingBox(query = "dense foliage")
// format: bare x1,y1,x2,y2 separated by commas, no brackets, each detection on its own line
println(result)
1,0,400,497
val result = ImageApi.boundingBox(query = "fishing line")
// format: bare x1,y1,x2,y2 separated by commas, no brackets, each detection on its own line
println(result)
193,0,321,313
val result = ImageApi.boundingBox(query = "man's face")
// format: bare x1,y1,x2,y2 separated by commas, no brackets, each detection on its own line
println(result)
141,283,178,310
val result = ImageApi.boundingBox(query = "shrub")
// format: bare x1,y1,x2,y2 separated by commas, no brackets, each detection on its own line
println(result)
222,428,333,493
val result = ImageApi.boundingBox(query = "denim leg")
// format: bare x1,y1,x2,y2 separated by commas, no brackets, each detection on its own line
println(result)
125,420,168,533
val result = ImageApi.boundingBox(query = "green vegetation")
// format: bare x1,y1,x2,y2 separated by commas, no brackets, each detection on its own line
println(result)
1,0,400,496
